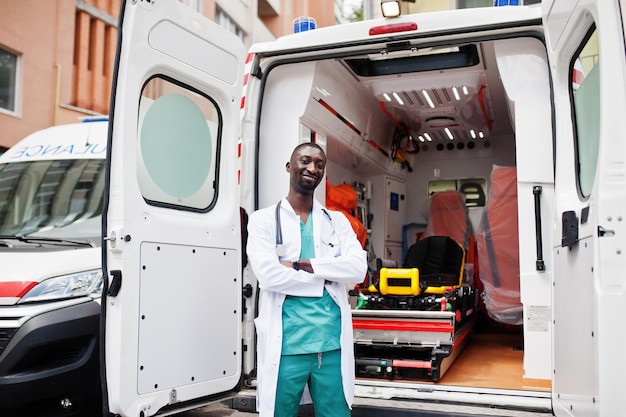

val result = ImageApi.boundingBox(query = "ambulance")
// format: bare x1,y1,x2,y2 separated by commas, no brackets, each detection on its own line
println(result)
102,0,625,416
0,119,107,415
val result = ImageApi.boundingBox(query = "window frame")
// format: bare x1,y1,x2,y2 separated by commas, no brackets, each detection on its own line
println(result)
427,177,487,207
137,74,224,213
569,24,600,199
0,46,22,117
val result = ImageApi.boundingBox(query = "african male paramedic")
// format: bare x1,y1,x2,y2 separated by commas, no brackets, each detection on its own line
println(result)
247,143,368,417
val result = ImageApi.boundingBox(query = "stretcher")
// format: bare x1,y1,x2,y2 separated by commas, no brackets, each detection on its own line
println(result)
351,235,476,382
352,312,475,381
352,287,475,381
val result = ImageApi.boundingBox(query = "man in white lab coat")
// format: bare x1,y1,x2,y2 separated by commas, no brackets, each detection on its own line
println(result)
247,143,367,417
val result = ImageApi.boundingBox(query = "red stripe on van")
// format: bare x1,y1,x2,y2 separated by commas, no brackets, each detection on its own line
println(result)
0,281,38,298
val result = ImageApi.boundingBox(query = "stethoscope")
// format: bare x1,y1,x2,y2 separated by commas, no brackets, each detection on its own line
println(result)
275,200,338,256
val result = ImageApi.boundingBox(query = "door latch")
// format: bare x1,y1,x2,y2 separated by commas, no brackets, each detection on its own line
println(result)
107,270,122,297
561,210,578,247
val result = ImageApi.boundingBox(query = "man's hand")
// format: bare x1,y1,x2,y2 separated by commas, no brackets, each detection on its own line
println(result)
280,259,314,273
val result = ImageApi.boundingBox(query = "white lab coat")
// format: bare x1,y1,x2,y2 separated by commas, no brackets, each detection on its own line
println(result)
247,197,367,417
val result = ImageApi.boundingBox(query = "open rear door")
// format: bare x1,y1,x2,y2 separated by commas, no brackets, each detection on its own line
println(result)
544,0,626,416
102,1,245,415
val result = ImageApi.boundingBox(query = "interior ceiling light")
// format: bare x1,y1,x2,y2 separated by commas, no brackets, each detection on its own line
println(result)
470,129,477,139
462,85,469,95
392,92,404,105
452,87,460,101
315,87,331,97
444,128,454,140
418,135,425,142
381,0,401,18
422,90,435,108
383,92,391,101
424,133,433,142
479,131,484,138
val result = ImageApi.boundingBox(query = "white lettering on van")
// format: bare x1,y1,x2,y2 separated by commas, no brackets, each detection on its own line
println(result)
7,143,107,160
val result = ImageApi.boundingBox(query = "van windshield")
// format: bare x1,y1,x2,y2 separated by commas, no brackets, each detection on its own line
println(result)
0,159,105,239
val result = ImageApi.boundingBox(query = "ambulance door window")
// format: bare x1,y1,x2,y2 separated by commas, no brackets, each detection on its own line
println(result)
571,26,599,198
137,75,221,211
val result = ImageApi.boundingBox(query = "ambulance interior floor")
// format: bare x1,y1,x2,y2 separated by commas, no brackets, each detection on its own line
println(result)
354,317,550,392
423,319,551,392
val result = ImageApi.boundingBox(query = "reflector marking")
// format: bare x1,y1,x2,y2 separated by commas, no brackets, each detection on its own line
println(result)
393,359,432,369
315,98,361,135
369,22,418,36
0,281,38,298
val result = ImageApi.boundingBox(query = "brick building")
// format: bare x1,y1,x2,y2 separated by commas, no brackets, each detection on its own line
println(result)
0,0,337,152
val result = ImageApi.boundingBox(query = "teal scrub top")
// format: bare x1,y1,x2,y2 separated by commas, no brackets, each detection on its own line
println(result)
282,213,341,355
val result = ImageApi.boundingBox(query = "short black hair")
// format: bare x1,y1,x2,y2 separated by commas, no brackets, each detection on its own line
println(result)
290,142,326,161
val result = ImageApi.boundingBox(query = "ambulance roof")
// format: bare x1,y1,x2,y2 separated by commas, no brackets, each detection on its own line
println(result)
250,5,542,55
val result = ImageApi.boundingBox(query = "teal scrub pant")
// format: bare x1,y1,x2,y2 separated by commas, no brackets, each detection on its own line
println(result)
274,349,350,417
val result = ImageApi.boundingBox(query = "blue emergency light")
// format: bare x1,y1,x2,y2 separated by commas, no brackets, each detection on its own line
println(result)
293,16,316,33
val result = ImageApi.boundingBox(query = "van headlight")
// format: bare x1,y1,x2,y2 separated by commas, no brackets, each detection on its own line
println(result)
18,270,103,303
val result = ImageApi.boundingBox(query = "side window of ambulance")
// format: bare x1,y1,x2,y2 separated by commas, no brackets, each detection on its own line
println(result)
571,26,599,198
137,76,221,211
427,178,487,207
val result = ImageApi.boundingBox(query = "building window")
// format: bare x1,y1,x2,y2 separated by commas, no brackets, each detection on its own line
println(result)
216,7,245,41
0,47,20,114
457,0,492,8
72,3,117,115
182,0,202,13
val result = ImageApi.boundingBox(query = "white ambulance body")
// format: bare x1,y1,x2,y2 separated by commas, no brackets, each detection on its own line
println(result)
0,119,107,415
103,0,625,416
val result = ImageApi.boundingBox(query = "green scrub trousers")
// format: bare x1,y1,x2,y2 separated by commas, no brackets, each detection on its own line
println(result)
274,349,350,417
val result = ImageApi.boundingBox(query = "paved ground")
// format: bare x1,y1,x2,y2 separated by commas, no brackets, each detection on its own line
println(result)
177,400,257,417
175,394,555,417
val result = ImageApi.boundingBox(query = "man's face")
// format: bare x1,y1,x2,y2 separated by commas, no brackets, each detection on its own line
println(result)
287,145,326,194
